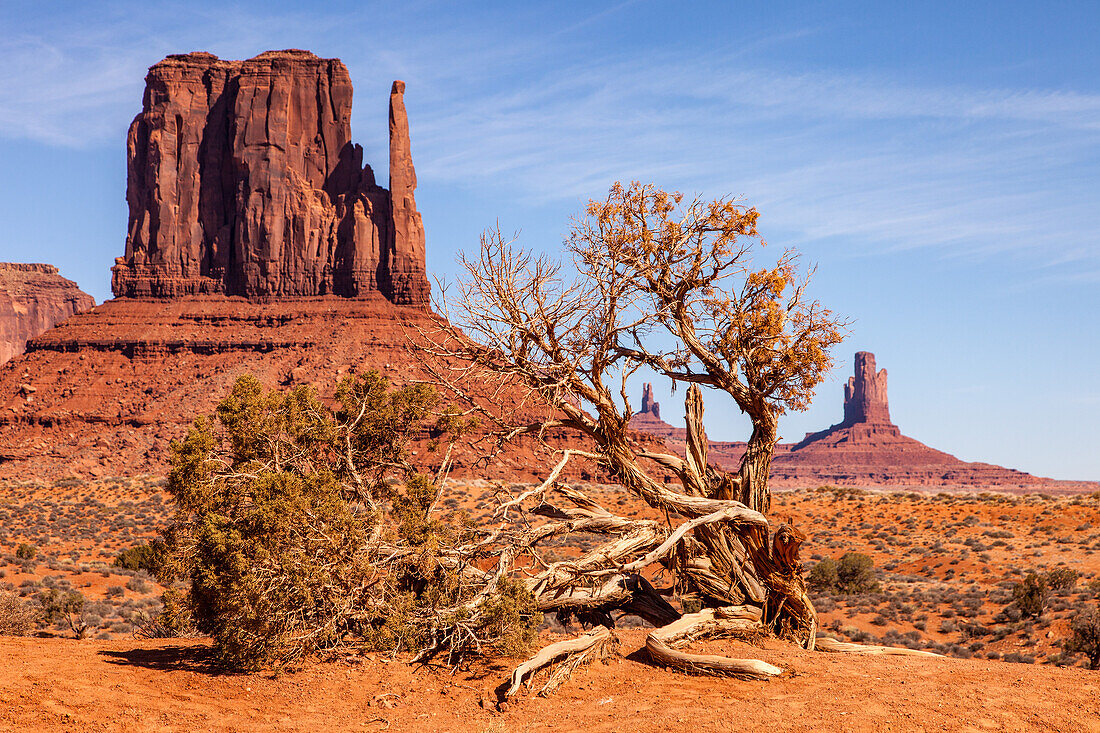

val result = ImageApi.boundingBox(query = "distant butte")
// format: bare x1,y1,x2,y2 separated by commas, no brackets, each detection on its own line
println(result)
631,351,1097,493
112,50,429,304
0,264,94,365
0,51,438,479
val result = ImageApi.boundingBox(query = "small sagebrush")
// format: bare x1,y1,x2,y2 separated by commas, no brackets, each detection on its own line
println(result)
0,590,38,635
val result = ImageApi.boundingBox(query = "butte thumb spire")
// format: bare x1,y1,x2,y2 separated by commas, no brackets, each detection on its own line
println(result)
842,351,891,426
384,80,430,305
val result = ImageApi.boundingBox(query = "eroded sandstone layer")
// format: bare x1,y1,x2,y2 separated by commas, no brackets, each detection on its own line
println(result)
111,50,429,305
0,264,94,365
630,352,1095,493
0,296,604,481
0,297,432,477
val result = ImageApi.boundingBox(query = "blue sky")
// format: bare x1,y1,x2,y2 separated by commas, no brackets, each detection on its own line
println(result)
0,1,1097,480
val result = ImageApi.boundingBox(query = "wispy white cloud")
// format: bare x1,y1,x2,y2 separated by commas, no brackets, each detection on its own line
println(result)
1,1,1098,279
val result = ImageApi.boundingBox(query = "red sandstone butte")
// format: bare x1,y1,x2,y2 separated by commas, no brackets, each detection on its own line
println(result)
111,50,429,304
631,351,1097,493
0,264,94,365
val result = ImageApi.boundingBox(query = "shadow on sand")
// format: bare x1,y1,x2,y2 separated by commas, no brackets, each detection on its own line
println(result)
98,644,231,675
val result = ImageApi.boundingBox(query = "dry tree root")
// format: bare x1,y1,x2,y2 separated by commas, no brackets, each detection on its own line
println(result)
645,606,783,679
503,625,619,700
814,637,945,657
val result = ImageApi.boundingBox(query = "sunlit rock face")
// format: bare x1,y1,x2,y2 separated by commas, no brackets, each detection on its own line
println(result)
842,351,891,426
0,264,94,365
112,50,429,305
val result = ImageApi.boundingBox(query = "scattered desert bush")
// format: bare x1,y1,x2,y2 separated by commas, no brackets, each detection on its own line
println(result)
807,552,880,595
807,558,839,594
113,543,163,575
14,543,36,560
1045,567,1078,592
1063,605,1100,669
0,590,38,635
36,588,88,638
1011,572,1049,619
126,572,153,594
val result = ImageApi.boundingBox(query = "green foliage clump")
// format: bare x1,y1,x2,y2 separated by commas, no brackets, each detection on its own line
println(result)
806,558,839,594
807,552,879,595
1011,572,1049,619
158,372,530,671
15,543,36,561
1045,567,1078,592
1063,605,1100,669
36,588,87,638
476,576,541,658
836,553,880,594
114,542,164,575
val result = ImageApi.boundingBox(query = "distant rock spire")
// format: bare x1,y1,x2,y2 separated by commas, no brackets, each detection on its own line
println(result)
640,382,661,420
842,351,891,425
384,80,431,305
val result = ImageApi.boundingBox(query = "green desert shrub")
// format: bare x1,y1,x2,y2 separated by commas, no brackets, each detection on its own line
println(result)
1011,572,1049,619
807,552,879,595
113,543,164,575
1063,605,1100,670
158,373,531,671
36,588,88,638
836,552,880,594
1045,567,1078,592
807,558,840,594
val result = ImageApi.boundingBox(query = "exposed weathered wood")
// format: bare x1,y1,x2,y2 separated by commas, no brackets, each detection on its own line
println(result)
504,626,618,699
815,636,945,657
645,607,783,679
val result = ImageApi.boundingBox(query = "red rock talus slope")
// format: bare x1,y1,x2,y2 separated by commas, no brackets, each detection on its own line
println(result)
112,50,429,305
0,264,94,365
0,51,600,482
632,352,1097,492
0,295,608,481
0,296,436,478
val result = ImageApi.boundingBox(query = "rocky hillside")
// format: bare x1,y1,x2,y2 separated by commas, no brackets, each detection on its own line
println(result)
0,264,94,365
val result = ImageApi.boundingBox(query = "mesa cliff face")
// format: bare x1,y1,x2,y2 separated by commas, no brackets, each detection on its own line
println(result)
842,351,890,426
629,352,1092,492
0,264,94,365
111,50,429,304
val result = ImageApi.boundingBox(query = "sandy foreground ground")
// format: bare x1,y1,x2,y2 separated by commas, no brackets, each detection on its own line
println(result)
1,631,1097,733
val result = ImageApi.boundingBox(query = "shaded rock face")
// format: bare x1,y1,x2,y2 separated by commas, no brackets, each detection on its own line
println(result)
640,383,661,420
842,351,891,426
111,50,429,305
0,264,94,365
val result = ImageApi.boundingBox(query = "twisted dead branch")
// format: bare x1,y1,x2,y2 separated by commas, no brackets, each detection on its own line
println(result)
815,637,945,657
646,607,782,679
409,182,849,693
504,625,618,699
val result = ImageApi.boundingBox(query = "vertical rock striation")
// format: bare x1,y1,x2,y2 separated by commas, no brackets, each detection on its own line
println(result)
0,264,94,365
384,81,430,305
842,351,891,426
640,382,661,420
111,50,429,305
